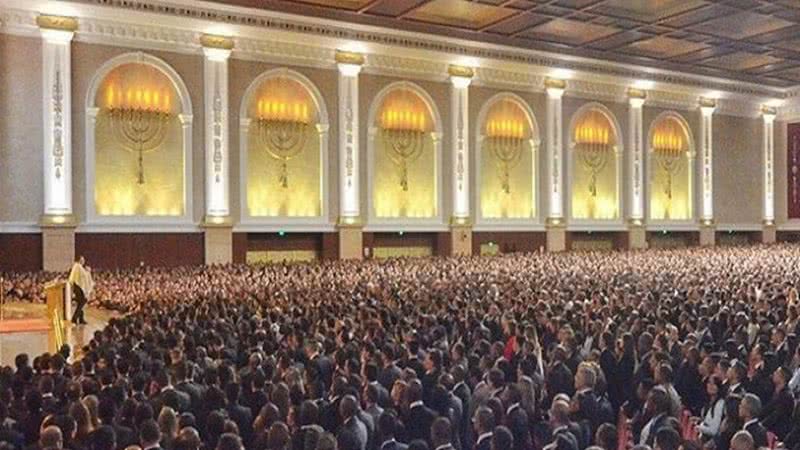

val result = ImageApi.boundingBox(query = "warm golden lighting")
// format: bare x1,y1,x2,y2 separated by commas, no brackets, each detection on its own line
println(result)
373,88,436,218
650,117,691,220
95,63,183,217
247,76,321,218
572,109,616,219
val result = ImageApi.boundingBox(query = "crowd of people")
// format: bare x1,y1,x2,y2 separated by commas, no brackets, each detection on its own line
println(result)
1,244,800,450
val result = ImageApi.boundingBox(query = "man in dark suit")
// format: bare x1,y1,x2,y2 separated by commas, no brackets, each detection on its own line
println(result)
726,361,748,397
760,367,795,440
747,344,774,406
174,361,204,414
378,411,408,450
450,365,472,446
503,384,532,450
306,340,333,390
572,365,601,436
378,346,403,392
639,387,672,447
97,397,137,449
547,346,575,404
405,341,425,380
293,401,323,450
472,406,494,450
139,419,162,450
431,417,456,450
548,398,582,450
770,328,790,371
422,350,443,405
151,370,191,414
403,381,438,445
339,395,368,450
224,382,253,445
739,393,768,449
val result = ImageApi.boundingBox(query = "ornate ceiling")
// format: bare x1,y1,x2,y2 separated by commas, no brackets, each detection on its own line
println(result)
209,0,800,89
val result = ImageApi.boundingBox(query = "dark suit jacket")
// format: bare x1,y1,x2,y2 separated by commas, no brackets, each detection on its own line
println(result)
744,420,769,449
505,405,532,450
226,403,253,444
474,433,493,450
747,366,775,406
379,364,403,392
403,403,438,445
761,387,795,440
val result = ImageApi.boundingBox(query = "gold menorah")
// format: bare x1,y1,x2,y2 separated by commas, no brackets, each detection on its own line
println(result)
485,119,525,194
574,124,613,218
106,88,172,185
381,110,426,191
653,132,685,220
255,100,310,188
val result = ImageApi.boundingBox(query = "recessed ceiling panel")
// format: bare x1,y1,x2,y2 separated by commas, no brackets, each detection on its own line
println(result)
622,35,708,58
696,11,794,39
405,0,516,29
701,51,782,71
523,18,619,45
293,0,374,10
592,0,707,21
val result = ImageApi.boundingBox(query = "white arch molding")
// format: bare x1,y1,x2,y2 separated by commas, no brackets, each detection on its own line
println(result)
366,81,444,231
566,102,624,228
84,51,194,230
238,68,331,231
474,92,542,230
646,111,696,226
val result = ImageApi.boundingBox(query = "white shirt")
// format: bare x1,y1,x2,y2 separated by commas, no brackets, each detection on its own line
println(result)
409,400,424,409
697,398,725,438
476,432,493,446
788,367,800,395
640,413,665,445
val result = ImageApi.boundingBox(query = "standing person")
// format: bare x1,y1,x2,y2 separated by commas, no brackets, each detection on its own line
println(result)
68,255,92,325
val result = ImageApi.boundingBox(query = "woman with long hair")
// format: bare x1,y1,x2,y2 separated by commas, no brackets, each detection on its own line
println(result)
695,375,726,442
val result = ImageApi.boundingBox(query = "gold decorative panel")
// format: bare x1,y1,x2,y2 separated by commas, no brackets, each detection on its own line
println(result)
570,108,618,220
480,98,536,219
372,246,432,259
406,0,516,30
373,88,437,218
94,63,183,216
649,115,692,220
246,76,322,217
246,250,318,263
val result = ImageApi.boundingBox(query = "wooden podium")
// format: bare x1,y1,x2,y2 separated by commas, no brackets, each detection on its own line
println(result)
44,280,70,349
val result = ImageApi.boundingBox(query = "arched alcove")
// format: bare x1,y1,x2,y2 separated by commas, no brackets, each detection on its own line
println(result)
238,68,330,227
475,93,540,222
567,103,623,221
367,81,443,226
647,111,695,222
85,52,193,226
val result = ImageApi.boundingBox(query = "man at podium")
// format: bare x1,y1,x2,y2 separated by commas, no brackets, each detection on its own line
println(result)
67,256,93,325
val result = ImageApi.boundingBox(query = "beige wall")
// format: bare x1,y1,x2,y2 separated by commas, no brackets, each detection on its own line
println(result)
0,34,42,222
713,114,762,224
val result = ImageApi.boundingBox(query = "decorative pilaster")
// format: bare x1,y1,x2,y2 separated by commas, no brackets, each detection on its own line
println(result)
628,88,647,249
762,106,777,244
38,15,77,272
449,65,473,256
699,97,716,246
545,78,566,252
336,50,364,259
201,34,234,264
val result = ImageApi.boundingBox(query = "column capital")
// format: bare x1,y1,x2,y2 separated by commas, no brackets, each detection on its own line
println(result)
37,15,77,42
699,97,717,114
448,65,474,87
201,34,233,60
336,50,365,76
627,88,646,107
545,78,566,97
762,105,777,121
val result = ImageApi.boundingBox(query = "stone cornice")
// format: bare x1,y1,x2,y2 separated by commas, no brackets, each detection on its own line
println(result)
0,1,781,118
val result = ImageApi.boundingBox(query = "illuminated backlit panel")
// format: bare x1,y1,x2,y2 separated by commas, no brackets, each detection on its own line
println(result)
649,114,693,220
373,88,437,218
480,98,536,219
94,63,183,216
246,76,321,217
372,246,433,258
570,108,619,220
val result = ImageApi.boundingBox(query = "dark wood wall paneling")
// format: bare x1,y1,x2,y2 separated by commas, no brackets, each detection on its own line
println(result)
646,231,700,248
472,232,546,254
715,231,760,246
239,233,338,261
0,234,42,272
75,233,204,270
777,231,800,242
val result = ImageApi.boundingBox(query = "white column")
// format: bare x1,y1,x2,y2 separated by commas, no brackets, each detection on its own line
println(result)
336,51,364,222
628,90,646,222
699,98,716,223
449,65,473,221
201,35,233,221
546,79,566,222
39,16,76,218
762,106,776,224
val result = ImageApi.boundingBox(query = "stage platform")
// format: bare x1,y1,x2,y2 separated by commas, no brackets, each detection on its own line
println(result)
0,302,117,367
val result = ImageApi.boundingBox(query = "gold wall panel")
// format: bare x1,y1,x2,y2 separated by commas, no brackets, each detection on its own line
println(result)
480,98,535,219
649,115,692,220
246,250,318,264
94,63,183,216
373,88,437,218
570,108,618,220
246,76,322,217
372,246,432,259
